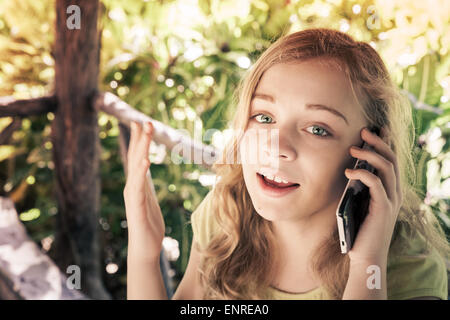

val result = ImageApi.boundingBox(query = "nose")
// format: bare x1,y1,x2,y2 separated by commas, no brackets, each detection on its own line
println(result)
262,128,297,162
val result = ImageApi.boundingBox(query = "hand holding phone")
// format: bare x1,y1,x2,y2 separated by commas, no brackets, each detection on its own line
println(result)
336,127,380,254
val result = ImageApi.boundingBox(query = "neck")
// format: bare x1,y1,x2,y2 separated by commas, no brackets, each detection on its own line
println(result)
271,202,337,269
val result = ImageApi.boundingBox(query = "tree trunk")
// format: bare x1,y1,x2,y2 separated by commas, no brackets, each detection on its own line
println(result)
49,0,110,299
0,197,88,300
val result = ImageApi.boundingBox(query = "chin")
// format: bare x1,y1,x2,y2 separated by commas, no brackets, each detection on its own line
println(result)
253,207,294,222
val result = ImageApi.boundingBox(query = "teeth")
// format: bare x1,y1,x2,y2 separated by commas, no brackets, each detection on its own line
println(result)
258,171,292,184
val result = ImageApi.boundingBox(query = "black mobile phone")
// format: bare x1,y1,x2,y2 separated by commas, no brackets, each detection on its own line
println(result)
336,126,380,254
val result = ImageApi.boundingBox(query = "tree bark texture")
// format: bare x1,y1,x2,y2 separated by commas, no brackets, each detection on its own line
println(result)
0,96,56,118
50,0,110,299
0,197,87,300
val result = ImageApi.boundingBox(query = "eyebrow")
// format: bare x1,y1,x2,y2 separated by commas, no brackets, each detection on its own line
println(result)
252,93,349,125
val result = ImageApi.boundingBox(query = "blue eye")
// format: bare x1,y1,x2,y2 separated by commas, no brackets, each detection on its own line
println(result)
306,125,331,138
251,113,273,124
250,114,332,138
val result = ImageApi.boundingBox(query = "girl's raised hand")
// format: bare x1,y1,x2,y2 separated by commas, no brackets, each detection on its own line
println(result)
123,121,165,262
344,127,403,265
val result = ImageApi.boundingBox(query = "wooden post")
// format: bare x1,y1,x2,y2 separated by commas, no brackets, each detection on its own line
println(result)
50,0,110,299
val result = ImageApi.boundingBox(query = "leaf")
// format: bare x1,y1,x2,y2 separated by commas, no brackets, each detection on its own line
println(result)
407,53,442,106
198,0,211,16
0,145,16,162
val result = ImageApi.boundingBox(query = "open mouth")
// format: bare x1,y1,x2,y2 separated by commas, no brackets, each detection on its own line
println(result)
256,172,300,196
257,173,299,188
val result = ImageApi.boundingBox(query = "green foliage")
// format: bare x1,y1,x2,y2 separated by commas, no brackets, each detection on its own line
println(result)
0,0,449,299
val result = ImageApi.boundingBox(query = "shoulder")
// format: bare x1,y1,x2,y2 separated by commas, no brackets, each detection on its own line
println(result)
386,221,449,300
189,189,220,251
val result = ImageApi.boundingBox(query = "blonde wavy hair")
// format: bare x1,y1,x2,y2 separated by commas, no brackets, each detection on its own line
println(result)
196,28,450,299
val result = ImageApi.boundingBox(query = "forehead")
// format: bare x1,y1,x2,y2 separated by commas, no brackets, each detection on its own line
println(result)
254,60,363,117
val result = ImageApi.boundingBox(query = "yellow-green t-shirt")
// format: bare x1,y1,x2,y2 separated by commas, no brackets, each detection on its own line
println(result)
190,189,449,300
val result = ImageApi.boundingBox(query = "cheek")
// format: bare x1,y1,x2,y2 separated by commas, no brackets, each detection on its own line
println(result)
240,156,257,186
306,149,351,192
238,130,268,166
329,152,355,195
238,132,254,165
241,164,253,184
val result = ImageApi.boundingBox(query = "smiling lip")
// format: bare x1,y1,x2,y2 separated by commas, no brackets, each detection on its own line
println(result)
256,173,300,197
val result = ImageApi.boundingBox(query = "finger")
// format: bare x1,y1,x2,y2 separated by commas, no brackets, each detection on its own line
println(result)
379,126,402,196
344,168,389,208
129,120,143,151
380,126,402,198
128,121,137,163
137,122,153,176
128,122,152,190
127,121,139,170
135,121,153,167
349,146,396,201
131,120,145,159
361,127,401,196
128,121,145,177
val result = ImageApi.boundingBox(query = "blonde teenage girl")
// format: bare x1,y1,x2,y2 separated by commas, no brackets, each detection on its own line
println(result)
124,28,449,300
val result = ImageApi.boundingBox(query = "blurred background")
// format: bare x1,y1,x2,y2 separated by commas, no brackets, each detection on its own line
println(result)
0,0,449,300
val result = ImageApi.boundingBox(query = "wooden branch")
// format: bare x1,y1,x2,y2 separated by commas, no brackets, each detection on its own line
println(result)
0,117,22,145
0,197,88,300
94,91,221,171
0,96,57,118
401,89,443,115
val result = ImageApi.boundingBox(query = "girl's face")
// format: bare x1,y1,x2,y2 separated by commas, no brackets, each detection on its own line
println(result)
239,59,368,222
